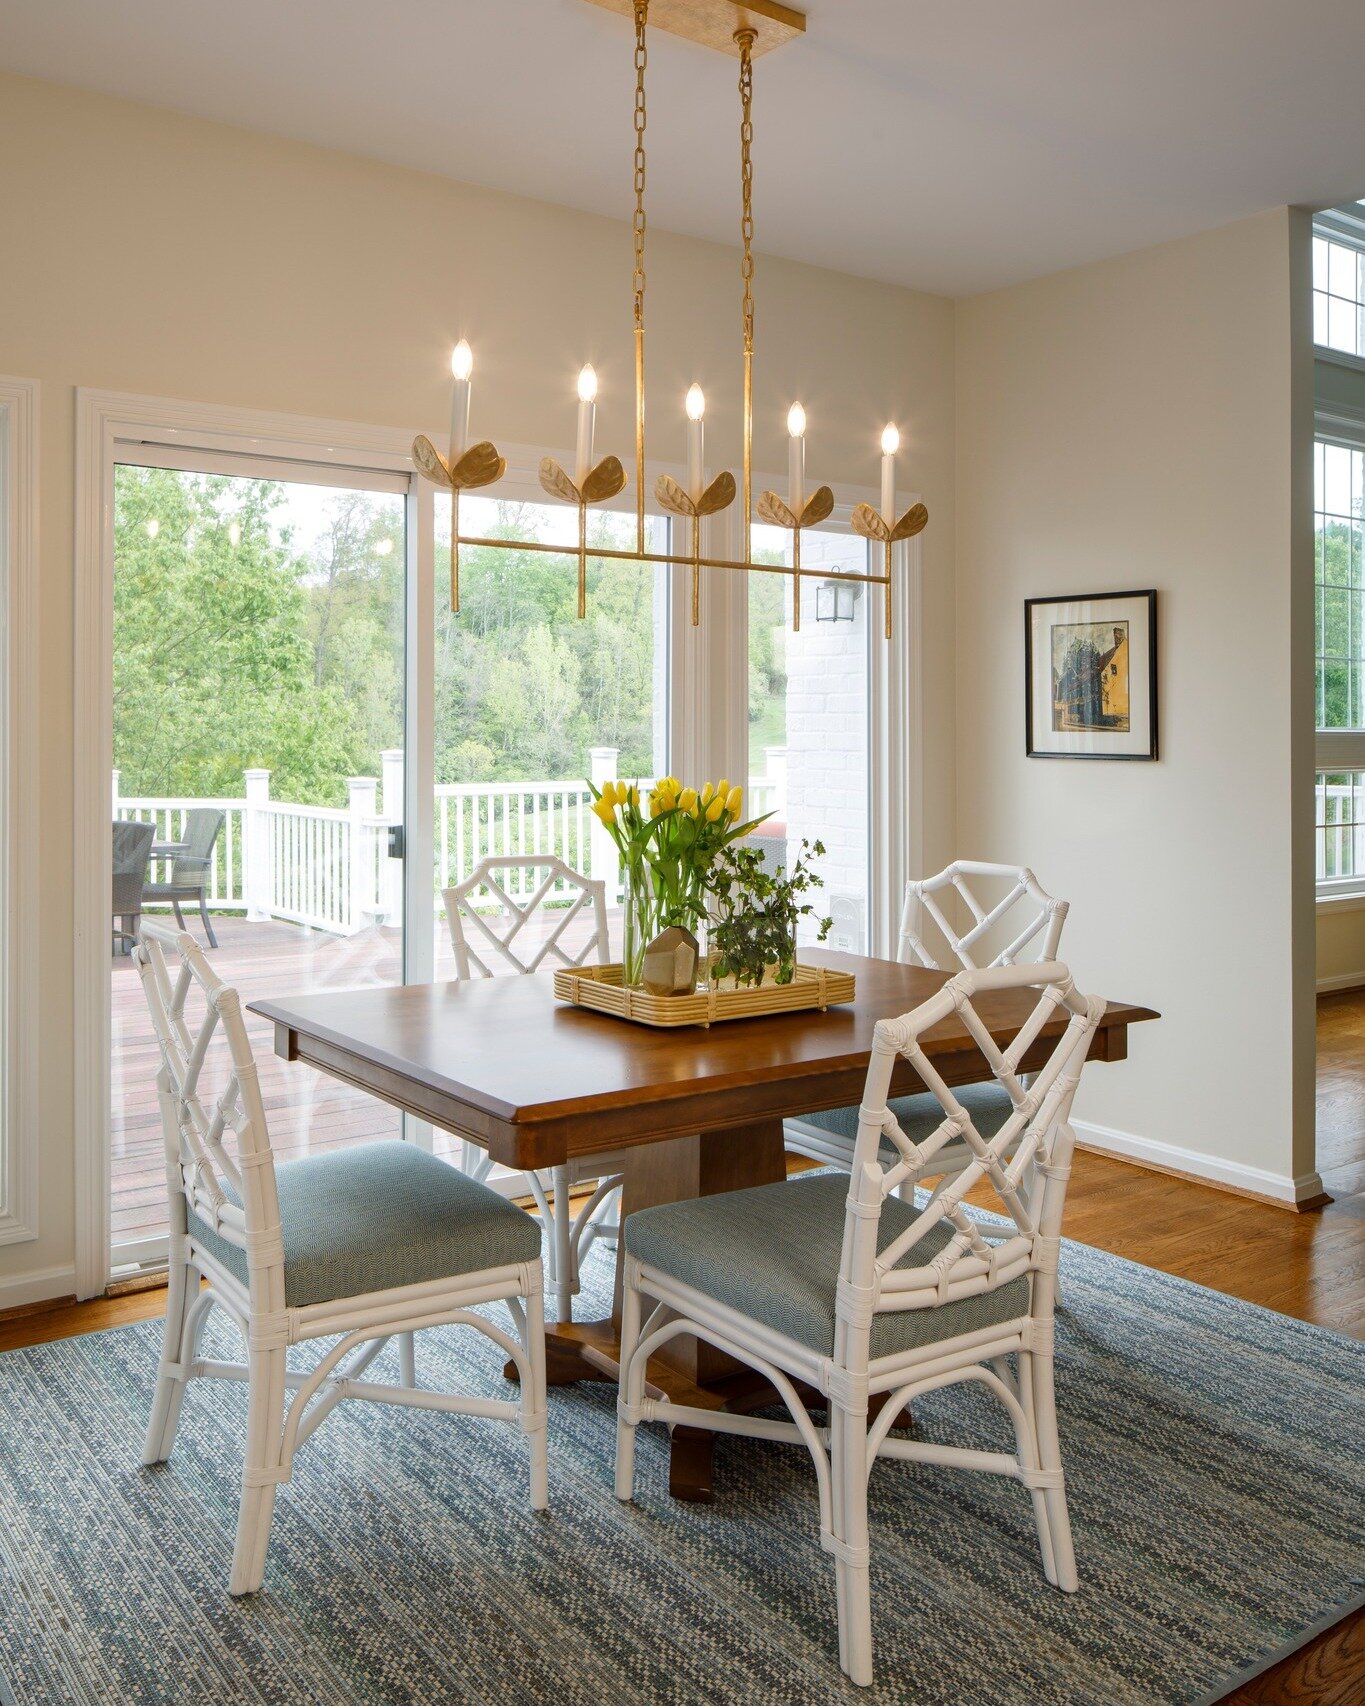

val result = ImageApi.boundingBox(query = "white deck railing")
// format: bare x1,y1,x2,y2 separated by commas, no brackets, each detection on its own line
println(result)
115,747,789,937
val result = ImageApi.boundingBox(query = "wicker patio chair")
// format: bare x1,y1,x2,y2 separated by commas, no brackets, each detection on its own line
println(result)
616,961,1103,1686
443,854,623,1322
113,819,155,953
135,922,548,1595
142,806,226,948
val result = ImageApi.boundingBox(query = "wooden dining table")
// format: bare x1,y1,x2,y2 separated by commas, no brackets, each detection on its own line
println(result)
251,948,1156,1501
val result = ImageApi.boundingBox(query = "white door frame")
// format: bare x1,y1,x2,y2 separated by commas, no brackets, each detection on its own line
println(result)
0,378,41,1249
74,390,445,1295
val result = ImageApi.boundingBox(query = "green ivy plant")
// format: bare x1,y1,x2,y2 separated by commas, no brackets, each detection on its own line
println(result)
708,838,833,988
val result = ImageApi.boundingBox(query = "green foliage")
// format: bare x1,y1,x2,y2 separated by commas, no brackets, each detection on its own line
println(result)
709,838,832,988
114,471,665,808
114,466,366,806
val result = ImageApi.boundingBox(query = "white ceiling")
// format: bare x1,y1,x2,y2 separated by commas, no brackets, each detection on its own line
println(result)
2,0,1363,296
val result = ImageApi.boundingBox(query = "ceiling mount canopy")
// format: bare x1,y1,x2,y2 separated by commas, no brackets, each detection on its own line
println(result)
583,0,805,58
412,0,924,638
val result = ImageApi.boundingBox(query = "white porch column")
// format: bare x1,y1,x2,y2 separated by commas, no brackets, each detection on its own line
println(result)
243,768,272,922
347,776,379,930
588,745,619,894
764,745,788,818
380,749,405,930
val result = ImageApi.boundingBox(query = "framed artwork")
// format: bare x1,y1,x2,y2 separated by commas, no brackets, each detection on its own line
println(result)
1024,590,1158,760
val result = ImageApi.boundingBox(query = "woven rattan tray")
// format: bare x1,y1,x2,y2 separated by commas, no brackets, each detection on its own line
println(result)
552,961,856,1028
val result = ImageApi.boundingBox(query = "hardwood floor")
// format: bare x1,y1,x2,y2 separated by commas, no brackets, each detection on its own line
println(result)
6,989,1364,1702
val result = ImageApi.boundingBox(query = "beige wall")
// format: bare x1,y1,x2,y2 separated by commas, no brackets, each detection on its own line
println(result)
0,73,957,1298
1317,906,1365,988
955,209,1319,1200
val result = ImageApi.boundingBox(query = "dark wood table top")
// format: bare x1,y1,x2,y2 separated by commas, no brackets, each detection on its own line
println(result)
251,950,1157,1171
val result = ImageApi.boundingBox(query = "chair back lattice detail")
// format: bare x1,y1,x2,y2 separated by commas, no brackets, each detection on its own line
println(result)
443,855,610,980
134,921,280,1279
839,963,1103,1350
897,860,1067,973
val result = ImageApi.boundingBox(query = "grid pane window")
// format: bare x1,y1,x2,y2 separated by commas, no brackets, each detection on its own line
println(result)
1316,438,1365,882
1313,231,1365,359
1316,441,1365,729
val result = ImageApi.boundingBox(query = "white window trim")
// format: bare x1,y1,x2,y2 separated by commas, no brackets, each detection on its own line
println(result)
0,378,39,1246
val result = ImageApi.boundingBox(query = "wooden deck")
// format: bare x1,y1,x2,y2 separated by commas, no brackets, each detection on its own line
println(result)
111,910,607,1250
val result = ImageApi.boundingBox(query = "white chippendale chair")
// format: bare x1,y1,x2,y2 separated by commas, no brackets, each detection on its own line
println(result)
135,922,548,1596
443,853,624,1321
785,860,1069,1189
615,961,1103,1687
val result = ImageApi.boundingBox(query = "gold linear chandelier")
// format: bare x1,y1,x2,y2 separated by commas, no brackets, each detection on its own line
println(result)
411,0,927,637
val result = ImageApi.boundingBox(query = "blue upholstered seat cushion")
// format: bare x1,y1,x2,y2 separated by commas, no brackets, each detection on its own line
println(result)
188,1141,542,1308
792,1079,1014,1158
625,1172,1030,1361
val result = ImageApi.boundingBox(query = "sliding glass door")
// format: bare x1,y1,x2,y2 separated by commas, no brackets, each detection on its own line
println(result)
110,455,413,1263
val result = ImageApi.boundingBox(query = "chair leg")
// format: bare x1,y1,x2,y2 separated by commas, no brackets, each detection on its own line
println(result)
198,892,219,950
550,1164,574,1322
522,1271,549,1512
142,1250,197,1465
830,1402,874,1688
614,1257,645,1502
398,1332,417,1389
228,1346,289,1597
1028,1343,1077,1592
172,899,187,931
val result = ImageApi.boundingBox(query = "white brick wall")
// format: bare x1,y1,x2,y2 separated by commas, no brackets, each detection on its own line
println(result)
782,530,869,951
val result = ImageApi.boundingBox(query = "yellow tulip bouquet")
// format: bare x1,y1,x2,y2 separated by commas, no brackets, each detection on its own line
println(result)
588,774,772,985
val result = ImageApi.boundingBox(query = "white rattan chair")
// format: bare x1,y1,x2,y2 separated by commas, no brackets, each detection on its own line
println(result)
135,922,548,1597
616,961,1102,1687
785,861,1069,1185
443,853,624,1321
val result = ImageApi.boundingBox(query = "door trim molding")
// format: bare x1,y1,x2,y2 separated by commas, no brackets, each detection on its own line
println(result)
0,377,40,1248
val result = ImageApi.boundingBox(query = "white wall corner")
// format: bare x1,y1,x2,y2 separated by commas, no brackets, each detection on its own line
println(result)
1072,1118,1326,1207
0,376,41,1248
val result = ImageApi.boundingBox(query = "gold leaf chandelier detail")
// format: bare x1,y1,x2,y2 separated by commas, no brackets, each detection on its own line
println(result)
411,0,926,639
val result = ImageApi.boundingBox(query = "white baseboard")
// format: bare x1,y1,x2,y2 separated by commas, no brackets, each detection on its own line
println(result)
1316,971,1365,993
0,1262,77,1313
1071,1119,1325,1207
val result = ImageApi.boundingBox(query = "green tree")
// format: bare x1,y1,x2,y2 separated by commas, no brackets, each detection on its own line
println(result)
114,466,362,805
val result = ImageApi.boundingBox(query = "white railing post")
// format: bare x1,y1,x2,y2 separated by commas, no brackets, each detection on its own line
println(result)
347,776,379,929
243,769,272,921
589,746,619,894
112,768,121,815
380,749,405,930
764,745,788,818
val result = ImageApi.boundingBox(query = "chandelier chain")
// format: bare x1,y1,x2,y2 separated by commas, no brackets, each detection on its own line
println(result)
632,1,648,328
738,30,755,354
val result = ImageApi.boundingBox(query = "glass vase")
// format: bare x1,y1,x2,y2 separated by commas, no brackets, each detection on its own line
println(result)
621,858,661,987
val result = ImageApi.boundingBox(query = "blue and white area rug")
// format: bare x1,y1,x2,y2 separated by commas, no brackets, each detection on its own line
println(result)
0,1239,1360,1706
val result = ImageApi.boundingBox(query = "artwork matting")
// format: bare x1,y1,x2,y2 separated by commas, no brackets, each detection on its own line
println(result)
1024,590,1158,761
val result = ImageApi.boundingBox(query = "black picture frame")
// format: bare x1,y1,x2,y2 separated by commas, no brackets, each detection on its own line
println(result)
1024,590,1158,761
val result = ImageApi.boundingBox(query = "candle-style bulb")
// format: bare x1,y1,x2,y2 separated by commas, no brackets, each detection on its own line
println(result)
451,339,473,381
577,364,598,403
787,402,807,438
880,422,900,455
686,383,706,422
